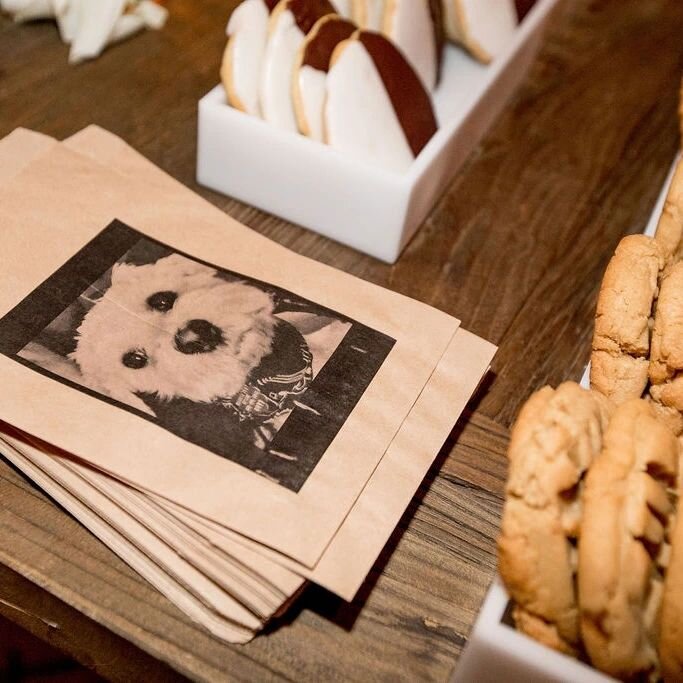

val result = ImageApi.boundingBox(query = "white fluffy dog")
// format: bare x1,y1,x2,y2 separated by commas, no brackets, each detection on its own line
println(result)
71,253,278,416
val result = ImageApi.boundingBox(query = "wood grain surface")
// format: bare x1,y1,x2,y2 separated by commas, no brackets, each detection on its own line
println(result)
1,0,683,680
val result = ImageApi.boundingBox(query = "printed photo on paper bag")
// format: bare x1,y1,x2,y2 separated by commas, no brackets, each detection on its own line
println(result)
0,220,395,491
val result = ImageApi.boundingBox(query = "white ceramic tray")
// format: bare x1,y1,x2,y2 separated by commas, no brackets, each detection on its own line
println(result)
196,0,560,263
452,157,679,683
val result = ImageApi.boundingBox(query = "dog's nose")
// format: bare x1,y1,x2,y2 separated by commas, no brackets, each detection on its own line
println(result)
174,319,223,354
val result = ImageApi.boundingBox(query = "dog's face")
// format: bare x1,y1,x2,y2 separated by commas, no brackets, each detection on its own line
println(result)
71,254,276,414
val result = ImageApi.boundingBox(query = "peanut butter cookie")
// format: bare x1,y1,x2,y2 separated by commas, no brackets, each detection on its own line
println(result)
579,399,679,679
661,464,683,682
655,157,683,266
498,382,612,655
649,261,683,434
591,235,664,404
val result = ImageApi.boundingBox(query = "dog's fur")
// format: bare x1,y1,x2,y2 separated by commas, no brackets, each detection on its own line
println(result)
71,254,277,415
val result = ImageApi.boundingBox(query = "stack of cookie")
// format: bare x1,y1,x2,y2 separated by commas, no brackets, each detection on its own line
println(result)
219,0,530,171
499,386,683,680
591,158,683,433
498,158,683,680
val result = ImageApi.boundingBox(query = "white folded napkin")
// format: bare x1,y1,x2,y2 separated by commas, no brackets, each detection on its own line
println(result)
1,0,168,63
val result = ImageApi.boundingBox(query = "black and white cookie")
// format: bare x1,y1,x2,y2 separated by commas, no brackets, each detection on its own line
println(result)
350,0,385,29
329,0,353,17
382,0,442,91
293,14,356,140
221,0,279,115
441,0,518,64
260,0,336,131
325,30,438,172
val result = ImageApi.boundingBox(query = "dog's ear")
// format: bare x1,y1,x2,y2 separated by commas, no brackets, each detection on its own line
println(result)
20,341,85,383
154,253,217,278
110,261,139,287
246,286,275,317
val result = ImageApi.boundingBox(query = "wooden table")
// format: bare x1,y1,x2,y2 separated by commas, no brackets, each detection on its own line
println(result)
1,1,682,680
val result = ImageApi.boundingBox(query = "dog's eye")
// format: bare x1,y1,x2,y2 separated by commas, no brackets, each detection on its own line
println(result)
122,350,148,369
147,291,177,312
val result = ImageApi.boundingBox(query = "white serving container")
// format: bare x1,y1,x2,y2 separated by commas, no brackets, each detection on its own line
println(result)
453,157,679,683
454,579,615,683
197,0,560,263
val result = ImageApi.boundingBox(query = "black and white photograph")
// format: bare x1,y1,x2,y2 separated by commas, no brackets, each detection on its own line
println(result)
0,220,395,491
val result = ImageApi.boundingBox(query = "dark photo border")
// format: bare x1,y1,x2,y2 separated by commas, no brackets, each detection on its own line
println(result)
0,220,395,492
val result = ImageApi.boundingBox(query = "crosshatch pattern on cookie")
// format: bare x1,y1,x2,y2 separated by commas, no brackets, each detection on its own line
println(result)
497,382,613,656
0,220,395,491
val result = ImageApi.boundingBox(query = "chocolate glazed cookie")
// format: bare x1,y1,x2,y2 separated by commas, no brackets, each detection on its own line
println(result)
325,30,437,172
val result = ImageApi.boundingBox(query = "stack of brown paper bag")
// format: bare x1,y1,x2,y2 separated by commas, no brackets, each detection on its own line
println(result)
0,126,496,643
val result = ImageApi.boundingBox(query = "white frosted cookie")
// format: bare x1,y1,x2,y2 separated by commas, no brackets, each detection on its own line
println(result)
221,0,278,115
293,15,356,141
325,30,438,172
260,0,336,131
329,0,352,16
441,0,518,64
351,0,385,29
382,0,442,91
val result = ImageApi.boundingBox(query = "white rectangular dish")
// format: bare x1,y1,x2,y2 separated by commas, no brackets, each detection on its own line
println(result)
452,157,679,683
196,0,560,263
